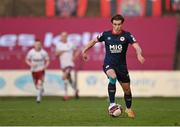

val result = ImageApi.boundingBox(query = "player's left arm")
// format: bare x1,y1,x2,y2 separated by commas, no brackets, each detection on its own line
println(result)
73,47,81,61
45,59,50,69
132,43,145,64
25,51,35,68
81,39,98,61
44,51,50,69
55,43,67,57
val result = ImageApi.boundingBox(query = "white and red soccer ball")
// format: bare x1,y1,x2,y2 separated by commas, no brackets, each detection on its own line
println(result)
108,104,123,117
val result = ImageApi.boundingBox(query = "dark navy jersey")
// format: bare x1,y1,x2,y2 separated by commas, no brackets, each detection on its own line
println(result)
97,30,136,66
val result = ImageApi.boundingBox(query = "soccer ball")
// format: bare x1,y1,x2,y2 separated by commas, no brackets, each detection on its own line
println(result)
108,104,122,117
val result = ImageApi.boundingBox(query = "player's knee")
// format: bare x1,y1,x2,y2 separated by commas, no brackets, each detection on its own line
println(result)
36,85,41,89
37,80,42,86
124,89,131,95
109,77,117,85
63,72,70,79
63,74,68,80
66,73,71,79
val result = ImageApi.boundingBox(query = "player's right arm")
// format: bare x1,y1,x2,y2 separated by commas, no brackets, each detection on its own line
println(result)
25,50,34,68
55,50,66,57
25,58,32,67
81,39,98,61
55,43,67,57
82,32,104,61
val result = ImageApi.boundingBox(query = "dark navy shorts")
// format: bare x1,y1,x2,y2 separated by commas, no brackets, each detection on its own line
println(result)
103,64,130,83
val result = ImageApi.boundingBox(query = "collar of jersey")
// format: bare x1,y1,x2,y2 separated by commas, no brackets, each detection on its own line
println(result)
112,30,124,35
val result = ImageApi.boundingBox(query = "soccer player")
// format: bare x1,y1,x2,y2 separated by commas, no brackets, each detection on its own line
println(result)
25,40,50,103
82,14,145,118
56,32,79,100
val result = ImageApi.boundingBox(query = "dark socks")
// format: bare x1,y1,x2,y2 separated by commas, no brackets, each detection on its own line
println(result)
124,93,132,108
108,83,116,103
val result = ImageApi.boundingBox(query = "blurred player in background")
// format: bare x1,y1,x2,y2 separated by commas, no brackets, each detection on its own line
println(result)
25,40,50,103
56,32,80,101
82,14,145,118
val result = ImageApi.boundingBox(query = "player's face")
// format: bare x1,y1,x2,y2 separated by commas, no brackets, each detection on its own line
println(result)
112,20,123,33
34,41,42,51
61,32,68,43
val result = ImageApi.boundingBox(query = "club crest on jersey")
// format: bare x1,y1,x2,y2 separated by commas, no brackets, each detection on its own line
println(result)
120,37,125,41
107,37,111,40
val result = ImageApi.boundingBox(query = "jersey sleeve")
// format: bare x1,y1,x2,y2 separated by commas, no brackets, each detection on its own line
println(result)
127,32,137,44
44,51,49,60
26,50,32,60
97,32,105,42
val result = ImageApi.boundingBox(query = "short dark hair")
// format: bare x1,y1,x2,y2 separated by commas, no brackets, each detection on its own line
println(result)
111,14,125,23
35,39,41,42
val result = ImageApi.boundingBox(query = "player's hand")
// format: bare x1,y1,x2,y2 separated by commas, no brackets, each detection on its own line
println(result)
43,65,48,70
30,63,38,68
82,52,89,61
56,51,66,57
72,56,77,62
137,54,145,64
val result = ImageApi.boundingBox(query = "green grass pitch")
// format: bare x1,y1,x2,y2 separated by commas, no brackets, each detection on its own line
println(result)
0,97,180,126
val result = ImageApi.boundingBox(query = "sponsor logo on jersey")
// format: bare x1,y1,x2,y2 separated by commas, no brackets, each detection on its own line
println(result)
109,44,122,53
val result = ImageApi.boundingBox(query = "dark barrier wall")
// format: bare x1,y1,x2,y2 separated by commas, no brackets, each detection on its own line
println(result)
0,17,177,70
